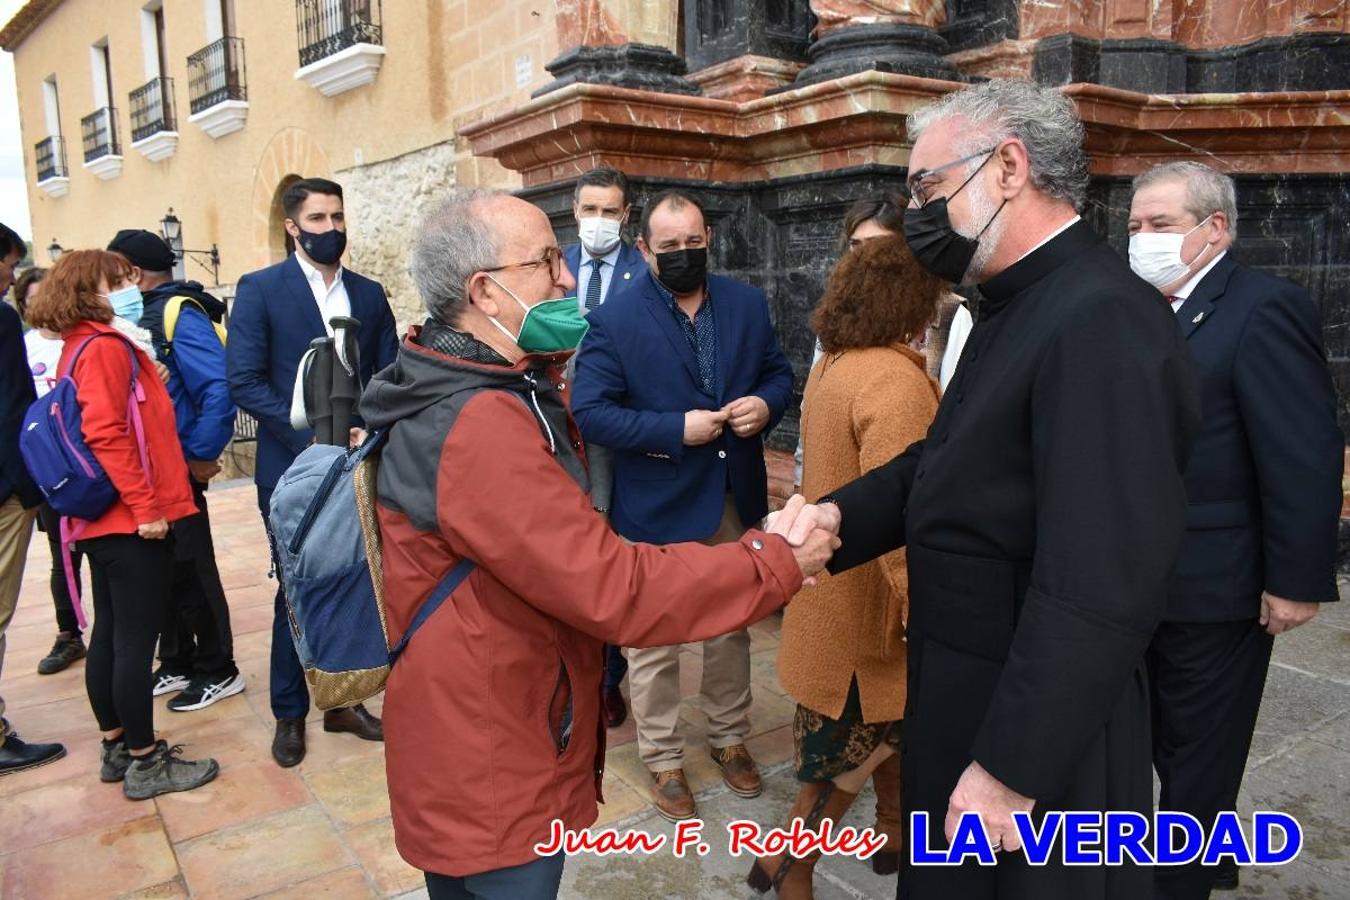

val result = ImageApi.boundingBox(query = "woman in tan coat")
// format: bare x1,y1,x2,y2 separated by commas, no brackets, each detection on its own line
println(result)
750,235,945,898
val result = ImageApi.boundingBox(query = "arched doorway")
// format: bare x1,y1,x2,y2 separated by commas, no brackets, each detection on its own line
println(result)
249,127,332,269
268,174,302,263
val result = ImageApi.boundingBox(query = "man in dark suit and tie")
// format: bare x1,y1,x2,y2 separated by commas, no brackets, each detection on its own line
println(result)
1127,161,1342,899
227,177,399,767
572,190,794,821
562,166,648,730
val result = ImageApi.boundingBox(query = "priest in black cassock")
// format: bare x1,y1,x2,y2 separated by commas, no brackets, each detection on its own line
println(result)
772,79,1201,900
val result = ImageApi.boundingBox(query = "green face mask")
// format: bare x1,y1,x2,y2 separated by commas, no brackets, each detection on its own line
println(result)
485,276,590,353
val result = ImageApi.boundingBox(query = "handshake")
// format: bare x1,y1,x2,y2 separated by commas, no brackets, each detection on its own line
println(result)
763,495,844,585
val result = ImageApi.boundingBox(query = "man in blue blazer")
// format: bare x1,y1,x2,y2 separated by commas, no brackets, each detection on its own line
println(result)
1128,163,1342,900
227,178,398,767
562,165,648,730
572,190,794,821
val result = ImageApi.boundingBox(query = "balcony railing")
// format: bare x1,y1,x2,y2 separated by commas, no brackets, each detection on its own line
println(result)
80,107,120,162
129,76,177,142
187,36,247,115
296,0,382,68
35,135,69,181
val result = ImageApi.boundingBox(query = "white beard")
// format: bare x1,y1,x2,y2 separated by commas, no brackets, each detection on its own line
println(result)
955,175,1007,285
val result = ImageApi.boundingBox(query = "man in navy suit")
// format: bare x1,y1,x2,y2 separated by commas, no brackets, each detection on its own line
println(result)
1128,162,1342,900
572,190,794,821
227,178,399,768
562,166,648,730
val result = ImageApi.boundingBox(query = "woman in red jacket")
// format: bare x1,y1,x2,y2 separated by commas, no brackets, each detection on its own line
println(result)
25,250,218,800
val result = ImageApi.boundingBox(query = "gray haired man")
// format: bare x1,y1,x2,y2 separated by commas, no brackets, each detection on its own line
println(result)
766,79,1201,900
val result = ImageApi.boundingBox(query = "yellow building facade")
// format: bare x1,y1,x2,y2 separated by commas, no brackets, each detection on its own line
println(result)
1,0,598,323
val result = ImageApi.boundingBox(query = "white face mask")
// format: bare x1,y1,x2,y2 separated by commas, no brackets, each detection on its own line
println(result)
1128,215,1213,289
578,217,622,256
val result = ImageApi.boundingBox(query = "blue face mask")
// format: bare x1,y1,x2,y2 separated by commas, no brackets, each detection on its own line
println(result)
105,285,144,323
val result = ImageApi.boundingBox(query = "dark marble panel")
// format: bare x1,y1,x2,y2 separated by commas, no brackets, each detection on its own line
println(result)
940,0,1021,54
683,0,814,71
534,43,700,98
792,23,963,86
1033,34,1188,92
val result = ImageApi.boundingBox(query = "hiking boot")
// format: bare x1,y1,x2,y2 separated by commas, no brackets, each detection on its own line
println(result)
651,768,697,821
123,741,219,800
100,739,133,782
37,633,86,675
711,743,762,798
167,673,245,712
152,668,191,697
0,729,66,776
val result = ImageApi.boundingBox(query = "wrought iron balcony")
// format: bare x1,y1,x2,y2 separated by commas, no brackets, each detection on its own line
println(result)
129,76,177,142
296,0,382,67
188,36,247,115
80,107,120,162
35,135,68,182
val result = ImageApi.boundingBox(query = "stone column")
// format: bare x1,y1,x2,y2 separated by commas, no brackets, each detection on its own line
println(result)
536,0,700,96
792,0,960,86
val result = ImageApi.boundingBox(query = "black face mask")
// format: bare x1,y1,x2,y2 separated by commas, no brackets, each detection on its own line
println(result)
653,248,708,294
903,157,1004,284
296,227,347,266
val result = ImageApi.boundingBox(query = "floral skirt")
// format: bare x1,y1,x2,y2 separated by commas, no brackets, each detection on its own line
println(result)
793,677,901,782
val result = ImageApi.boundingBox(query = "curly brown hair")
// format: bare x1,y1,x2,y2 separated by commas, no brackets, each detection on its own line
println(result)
12,266,45,320
24,250,130,333
812,235,945,353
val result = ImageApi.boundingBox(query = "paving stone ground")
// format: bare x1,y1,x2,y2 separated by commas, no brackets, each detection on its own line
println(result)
0,479,1346,899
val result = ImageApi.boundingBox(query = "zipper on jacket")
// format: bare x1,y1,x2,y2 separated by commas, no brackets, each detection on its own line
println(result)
523,373,557,456
547,659,573,755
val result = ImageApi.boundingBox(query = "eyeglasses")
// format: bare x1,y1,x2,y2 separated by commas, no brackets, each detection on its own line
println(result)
904,147,998,207
482,246,564,282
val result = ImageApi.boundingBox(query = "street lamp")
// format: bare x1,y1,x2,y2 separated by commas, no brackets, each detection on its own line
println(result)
47,239,63,262
159,208,221,285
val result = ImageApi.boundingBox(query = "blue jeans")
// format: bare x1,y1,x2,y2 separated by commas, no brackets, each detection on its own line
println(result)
424,854,564,900
603,643,627,690
256,486,309,720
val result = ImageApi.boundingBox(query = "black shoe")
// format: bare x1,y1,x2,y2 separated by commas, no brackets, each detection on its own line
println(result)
100,739,132,782
323,703,383,742
37,633,86,675
152,668,191,697
272,718,306,768
0,730,67,776
167,673,245,712
122,741,219,800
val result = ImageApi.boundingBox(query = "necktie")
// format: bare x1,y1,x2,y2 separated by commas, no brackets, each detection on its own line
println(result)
585,260,605,311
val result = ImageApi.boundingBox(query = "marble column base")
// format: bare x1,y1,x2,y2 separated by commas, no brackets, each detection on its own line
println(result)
534,42,701,97
791,23,963,88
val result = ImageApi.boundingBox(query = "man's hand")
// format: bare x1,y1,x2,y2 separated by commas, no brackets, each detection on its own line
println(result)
766,495,840,585
945,761,1035,853
684,409,729,446
349,427,368,448
763,495,842,547
722,396,770,438
187,459,222,483
1260,592,1318,635
137,518,170,540
154,361,171,383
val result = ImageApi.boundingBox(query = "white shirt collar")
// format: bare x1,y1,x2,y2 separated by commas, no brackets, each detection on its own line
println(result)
1170,250,1227,303
1017,215,1081,263
295,252,343,286
584,243,622,269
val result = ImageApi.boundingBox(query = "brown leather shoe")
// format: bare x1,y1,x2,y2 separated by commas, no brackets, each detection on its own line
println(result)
603,686,628,729
711,744,762,798
651,768,697,822
323,703,383,741
272,718,305,768
870,753,902,875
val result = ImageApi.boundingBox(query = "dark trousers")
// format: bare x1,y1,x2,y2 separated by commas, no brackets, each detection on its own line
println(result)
257,486,310,720
424,854,564,900
603,643,627,690
80,533,173,751
37,503,83,635
1148,618,1274,900
158,479,237,679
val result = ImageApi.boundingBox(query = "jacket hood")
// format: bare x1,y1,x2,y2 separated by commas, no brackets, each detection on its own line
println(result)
360,325,572,431
143,280,227,321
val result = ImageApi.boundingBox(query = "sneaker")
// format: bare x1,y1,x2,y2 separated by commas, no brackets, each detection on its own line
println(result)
152,669,191,697
122,741,219,801
167,673,245,712
37,634,87,675
100,740,132,782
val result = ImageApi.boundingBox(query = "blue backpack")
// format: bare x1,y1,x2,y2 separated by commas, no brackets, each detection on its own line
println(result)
20,333,149,520
267,430,475,710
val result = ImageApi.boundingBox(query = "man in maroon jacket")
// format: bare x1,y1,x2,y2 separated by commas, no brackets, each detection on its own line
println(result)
360,188,836,898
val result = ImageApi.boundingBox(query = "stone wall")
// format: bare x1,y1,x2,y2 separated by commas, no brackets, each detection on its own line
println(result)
337,140,460,330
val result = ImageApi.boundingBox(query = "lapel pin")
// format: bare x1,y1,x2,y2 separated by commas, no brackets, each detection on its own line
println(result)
1193,311,1205,324
623,272,631,280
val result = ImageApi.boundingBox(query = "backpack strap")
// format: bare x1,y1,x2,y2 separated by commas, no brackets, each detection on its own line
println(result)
388,556,477,664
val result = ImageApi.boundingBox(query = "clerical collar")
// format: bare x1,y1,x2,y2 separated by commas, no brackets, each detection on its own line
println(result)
978,219,1101,314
